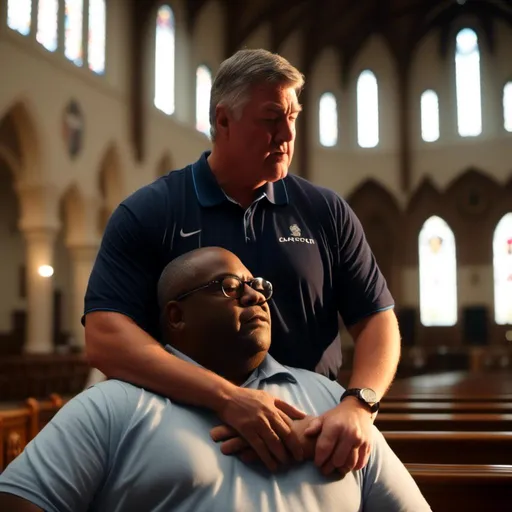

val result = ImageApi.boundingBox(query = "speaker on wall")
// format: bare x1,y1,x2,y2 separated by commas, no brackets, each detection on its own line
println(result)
462,306,488,346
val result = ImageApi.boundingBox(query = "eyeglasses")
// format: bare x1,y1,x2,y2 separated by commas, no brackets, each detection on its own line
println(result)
174,274,273,303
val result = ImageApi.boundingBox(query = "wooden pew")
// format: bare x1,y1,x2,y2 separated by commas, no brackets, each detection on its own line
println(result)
381,401,512,414
407,463,512,512
385,431,512,464
375,412,512,431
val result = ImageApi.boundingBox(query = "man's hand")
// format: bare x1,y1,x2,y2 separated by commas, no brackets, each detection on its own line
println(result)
211,415,318,467
213,387,306,471
303,397,374,476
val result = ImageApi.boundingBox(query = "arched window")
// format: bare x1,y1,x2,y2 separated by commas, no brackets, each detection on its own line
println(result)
419,216,458,326
504,82,512,133
64,0,84,66
493,213,512,325
455,28,482,137
421,90,439,142
319,92,338,147
357,70,379,148
154,5,175,115
196,65,212,136
88,0,106,74
7,0,32,36
37,0,59,52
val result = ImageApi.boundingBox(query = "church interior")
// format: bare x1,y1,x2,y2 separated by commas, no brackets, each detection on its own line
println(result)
1,0,512,509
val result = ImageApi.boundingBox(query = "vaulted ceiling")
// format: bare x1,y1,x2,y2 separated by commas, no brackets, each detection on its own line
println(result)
135,0,512,73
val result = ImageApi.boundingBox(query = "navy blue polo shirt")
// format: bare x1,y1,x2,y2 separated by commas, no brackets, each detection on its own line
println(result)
84,152,393,370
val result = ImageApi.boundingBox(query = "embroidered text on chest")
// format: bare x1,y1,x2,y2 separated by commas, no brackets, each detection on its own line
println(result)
279,224,316,245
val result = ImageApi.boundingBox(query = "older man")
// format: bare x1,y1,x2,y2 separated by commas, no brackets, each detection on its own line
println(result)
84,49,400,474
0,248,428,512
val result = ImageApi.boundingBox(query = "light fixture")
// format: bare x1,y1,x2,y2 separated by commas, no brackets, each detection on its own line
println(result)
38,265,54,277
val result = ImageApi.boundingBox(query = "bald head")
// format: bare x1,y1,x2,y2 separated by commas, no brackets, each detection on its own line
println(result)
157,247,245,309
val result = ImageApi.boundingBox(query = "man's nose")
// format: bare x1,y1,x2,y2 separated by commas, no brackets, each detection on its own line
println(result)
275,119,295,144
239,284,266,307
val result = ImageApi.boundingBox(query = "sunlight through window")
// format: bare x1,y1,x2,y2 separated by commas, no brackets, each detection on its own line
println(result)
493,213,512,325
319,92,338,147
357,70,379,148
455,28,482,137
154,5,175,115
419,216,458,326
421,90,439,142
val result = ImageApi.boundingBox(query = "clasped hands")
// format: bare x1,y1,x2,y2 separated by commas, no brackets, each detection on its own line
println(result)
211,387,373,476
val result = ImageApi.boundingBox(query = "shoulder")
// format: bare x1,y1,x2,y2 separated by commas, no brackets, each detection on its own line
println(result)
284,174,352,221
285,366,344,405
121,166,191,215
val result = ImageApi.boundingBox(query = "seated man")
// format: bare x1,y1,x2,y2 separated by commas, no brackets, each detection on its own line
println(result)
0,248,430,512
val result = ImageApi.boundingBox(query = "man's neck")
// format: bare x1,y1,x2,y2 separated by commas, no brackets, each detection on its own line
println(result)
207,150,265,209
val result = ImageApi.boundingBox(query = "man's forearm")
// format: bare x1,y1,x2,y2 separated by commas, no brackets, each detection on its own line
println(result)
85,312,236,411
347,309,401,399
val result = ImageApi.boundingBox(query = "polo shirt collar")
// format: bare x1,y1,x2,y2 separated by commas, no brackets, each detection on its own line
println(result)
165,345,297,387
192,151,289,207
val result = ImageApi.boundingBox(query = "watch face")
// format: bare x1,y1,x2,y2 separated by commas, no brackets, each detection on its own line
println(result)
360,388,377,403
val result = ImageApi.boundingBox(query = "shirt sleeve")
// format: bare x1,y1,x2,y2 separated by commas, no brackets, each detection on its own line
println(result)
362,428,432,512
0,382,135,512
84,183,168,335
335,199,394,327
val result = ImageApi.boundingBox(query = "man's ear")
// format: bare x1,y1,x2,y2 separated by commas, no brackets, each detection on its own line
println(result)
215,104,230,136
164,301,185,333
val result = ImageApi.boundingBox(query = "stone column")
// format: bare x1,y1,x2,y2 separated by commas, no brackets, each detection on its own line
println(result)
67,244,99,348
22,227,57,353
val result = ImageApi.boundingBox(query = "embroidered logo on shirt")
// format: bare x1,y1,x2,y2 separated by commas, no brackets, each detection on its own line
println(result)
279,224,316,245
180,228,202,238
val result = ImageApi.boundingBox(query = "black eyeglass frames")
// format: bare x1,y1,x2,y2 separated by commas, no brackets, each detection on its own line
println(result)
174,274,273,303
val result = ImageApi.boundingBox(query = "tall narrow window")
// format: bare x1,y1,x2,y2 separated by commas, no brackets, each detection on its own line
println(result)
493,213,512,325
64,0,84,66
455,28,482,137
37,0,59,52
319,92,338,147
88,0,106,74
419,216,458,326
7,0,32,36
196,65,212,136
504,82,512,133
154,5,175,115
357,70,379,148
421,90,440,142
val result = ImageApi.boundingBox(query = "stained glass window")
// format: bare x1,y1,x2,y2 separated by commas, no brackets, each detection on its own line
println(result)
357,70,379,148
493,213,512,325
88,0,106,74
419,216,458,326
154,5,175,115
37,0,59,52
196,65,212,136
504,82,512,133
421,90,439,142
455,28,482,137
7,0,32,36
64,0,83,66
319,92,338,147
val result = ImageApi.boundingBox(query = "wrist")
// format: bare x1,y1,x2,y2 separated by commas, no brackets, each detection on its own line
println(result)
209,378,239,414
339,394,378,420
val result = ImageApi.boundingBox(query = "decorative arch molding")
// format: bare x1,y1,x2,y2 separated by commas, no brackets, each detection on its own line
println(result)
0,100,42,183
347,179,402,295
98,143,124,233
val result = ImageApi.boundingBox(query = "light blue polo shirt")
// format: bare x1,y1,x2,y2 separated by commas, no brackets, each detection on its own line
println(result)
0,349,430,512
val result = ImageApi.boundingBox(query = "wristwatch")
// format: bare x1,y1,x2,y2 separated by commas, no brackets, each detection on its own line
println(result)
340,388,380,413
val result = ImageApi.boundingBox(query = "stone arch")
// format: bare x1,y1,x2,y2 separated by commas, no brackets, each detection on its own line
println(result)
98,144,123,233
0,100,42,182
347,179,402,297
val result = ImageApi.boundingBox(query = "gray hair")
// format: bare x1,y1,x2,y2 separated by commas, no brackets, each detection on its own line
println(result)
209,49,305,140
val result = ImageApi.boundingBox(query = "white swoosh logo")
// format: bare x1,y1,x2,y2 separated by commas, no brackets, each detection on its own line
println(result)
180,228,201,238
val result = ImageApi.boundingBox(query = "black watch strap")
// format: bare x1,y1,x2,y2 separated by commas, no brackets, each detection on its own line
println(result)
340,388,380,413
